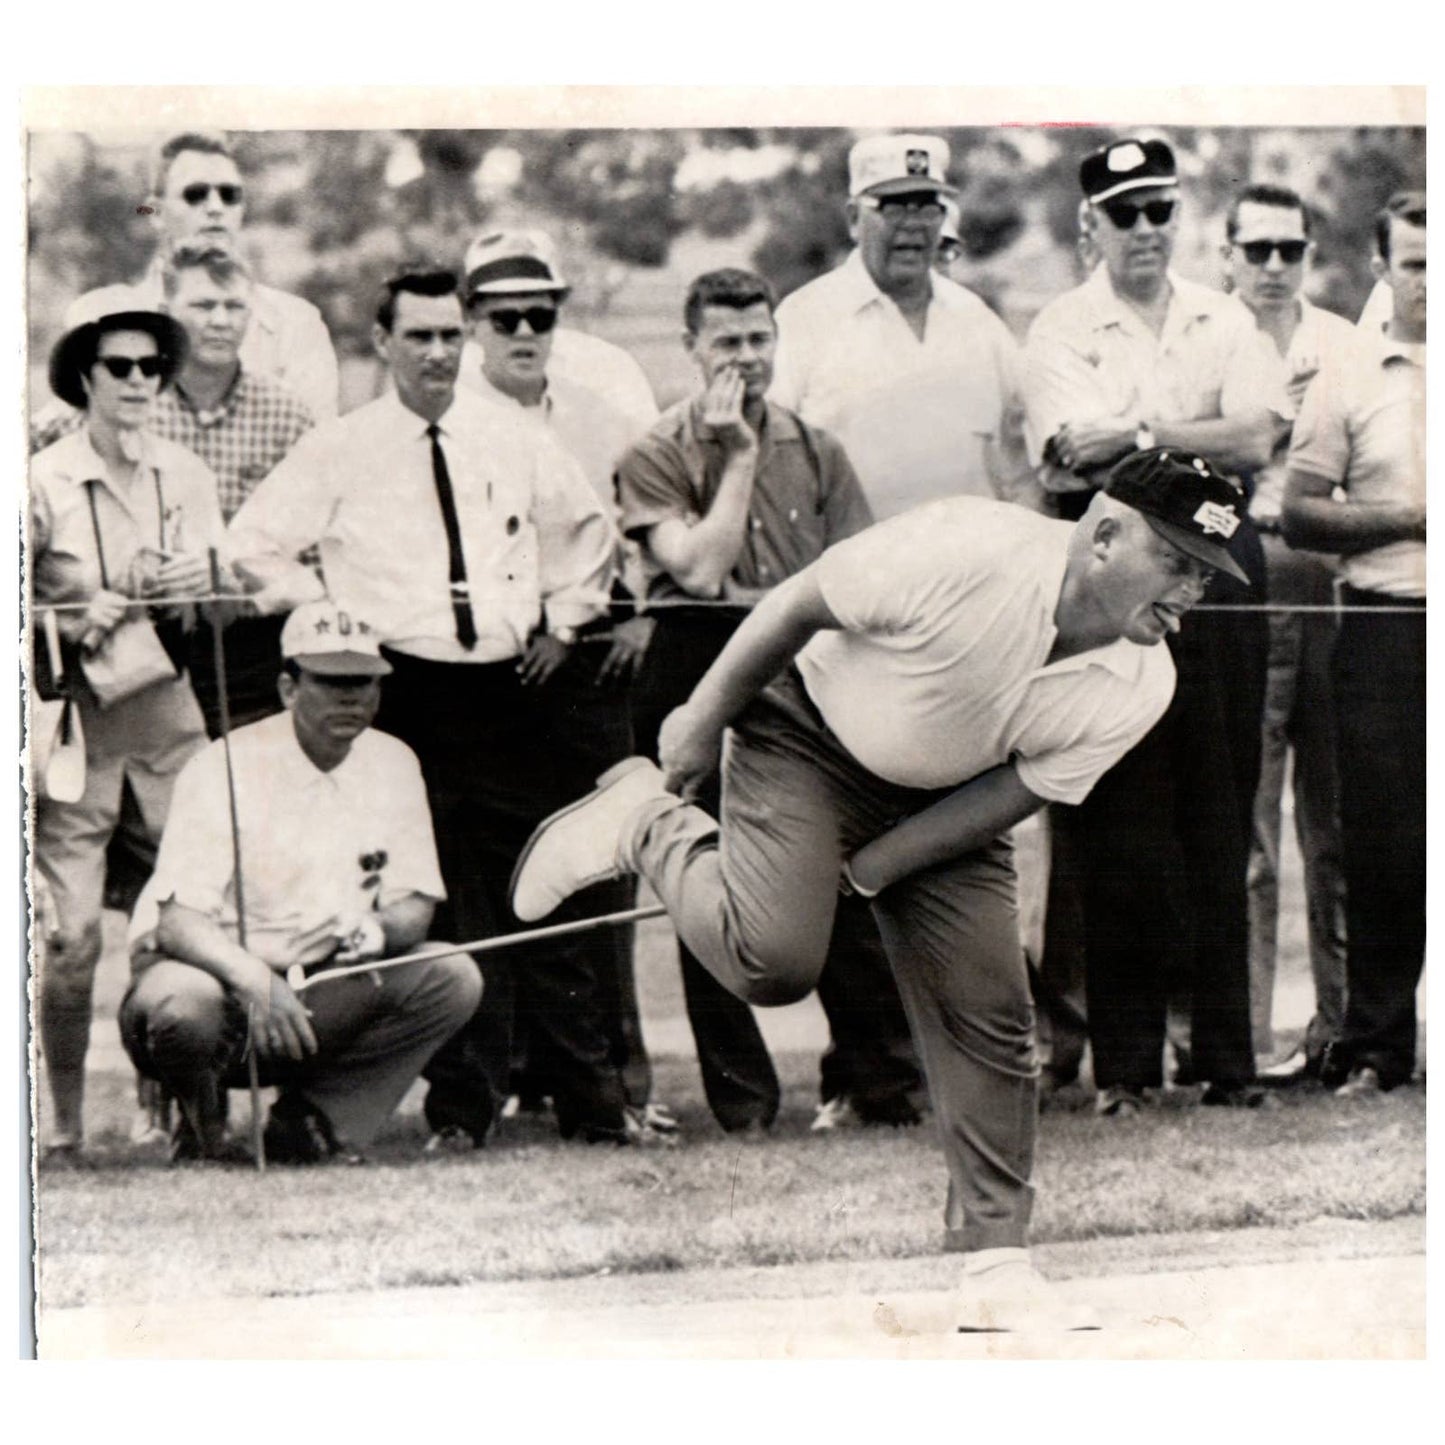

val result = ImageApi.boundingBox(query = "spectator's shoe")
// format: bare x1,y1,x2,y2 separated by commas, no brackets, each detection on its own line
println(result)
41,1139,86,1169
1200,1083,1280,1110
1318,1042,1354,1091
510,758,672,922
423,1125,480,1155
634,1101,680,1135
810,1095,862,1132
853,1093,925,1128
264,1093,354,1165
956,1255,1102,1333
1259,1047,1321,1084
624,1105,680,1148
1334,1066,1385,1099
1094,1086,1146,1118
169,1118,252,1167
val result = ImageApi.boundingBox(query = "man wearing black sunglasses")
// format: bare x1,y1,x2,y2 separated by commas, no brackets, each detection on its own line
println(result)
50,132,339,428
1023,137,1279,1118
459,229,676,1140
1222,184,1355,1083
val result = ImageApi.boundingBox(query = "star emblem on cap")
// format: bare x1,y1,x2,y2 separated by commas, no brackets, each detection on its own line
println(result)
314,618,332,634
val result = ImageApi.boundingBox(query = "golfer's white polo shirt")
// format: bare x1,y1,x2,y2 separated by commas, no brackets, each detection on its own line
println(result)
796,498,1175,799
129,713,445,969
771,250,1023,519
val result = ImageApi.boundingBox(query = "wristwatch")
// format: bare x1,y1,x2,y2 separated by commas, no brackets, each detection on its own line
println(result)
550,625,577,647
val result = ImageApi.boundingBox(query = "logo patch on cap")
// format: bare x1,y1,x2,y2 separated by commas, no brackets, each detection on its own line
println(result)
906,148,930,175
1107,142,1146,173
1193,500,1241,538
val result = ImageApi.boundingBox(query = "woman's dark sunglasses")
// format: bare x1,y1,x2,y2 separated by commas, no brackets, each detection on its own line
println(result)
181,182,245,207
1239,239,1309,265
96,355,164,380
483,306,559,336
1102,199,1177,230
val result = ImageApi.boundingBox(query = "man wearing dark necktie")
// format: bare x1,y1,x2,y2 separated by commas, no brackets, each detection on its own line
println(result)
228,266,632,1147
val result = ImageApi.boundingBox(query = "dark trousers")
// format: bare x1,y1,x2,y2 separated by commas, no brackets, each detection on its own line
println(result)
1074,553,1268,1091
634,611,923,1126
1331,589,1426,1087
188,615,288,738
374,650,628,1142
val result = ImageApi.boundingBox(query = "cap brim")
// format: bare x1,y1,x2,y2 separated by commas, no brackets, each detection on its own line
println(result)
1139,515,1250,586
466,279,569,298
1089,176,1180,205
290,652,393,677
856,176,959,199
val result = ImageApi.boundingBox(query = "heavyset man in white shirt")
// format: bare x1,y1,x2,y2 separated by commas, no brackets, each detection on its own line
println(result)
770,133,1030,519
227,265,636,1150
1023,137,1277,1116
511,448,1248,1331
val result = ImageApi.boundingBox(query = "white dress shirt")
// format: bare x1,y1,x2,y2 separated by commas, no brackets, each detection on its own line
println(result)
225,386,616,662
771,249,1024,519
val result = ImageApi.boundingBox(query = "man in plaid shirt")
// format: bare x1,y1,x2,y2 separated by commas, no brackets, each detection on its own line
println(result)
156,244,317,734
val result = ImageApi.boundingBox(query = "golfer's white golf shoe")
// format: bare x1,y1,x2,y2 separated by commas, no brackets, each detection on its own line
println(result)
955,1250,1102,1334
511,758,672,922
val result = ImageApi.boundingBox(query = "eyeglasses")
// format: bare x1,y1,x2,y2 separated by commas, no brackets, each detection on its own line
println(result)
180,182,245,207
1101,199,1177,230
481,306,559,336
858,193,946,219
95,355,164,380
1238,239,1309,265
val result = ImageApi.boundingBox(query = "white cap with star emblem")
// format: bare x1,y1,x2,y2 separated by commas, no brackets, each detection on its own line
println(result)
281,601,392,677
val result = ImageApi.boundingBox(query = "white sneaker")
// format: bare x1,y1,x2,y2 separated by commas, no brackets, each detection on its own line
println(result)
810,1096,862,1132
955,1257,1101,1333
510,758,670,922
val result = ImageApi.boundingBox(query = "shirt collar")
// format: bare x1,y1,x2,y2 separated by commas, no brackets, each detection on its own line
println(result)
836,247,945,318
1086,265,1219,332
267,712,363,789
60,425,157,502
382,385,460,440
171,365,247,426
1374,327,1425,369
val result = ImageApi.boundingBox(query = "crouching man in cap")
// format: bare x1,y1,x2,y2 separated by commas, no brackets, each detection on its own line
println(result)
513,449,1250,1332
120,600,480,1163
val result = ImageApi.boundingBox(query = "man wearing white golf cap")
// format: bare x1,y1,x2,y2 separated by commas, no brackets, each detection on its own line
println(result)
770,132,1029,518
121,600,479,1163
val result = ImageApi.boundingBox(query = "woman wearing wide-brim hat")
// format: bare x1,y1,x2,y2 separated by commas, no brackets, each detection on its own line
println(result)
30,294,227,1162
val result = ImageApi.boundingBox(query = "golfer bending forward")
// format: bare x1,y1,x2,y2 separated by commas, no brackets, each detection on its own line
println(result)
514,448,1249,1331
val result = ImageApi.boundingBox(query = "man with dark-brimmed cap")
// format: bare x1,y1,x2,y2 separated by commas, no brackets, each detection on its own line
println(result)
457,227,671,1135
120,599,479,1164
771,132,1031,519
511,448,1246,1332
1023,135,1278,1117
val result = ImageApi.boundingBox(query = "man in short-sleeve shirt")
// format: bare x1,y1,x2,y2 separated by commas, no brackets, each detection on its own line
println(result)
513,448,1245,1331
1022,137,1277,1114
770,134,1029,519
120,602,479,1163
1283,192,1426,1097
619,267,917,1135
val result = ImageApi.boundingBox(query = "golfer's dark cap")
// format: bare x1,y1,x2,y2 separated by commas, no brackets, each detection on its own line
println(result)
1080,138,1179,204
1104,447,1251,585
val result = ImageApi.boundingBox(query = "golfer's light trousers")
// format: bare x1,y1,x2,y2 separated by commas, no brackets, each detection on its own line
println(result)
629,669,1039,1251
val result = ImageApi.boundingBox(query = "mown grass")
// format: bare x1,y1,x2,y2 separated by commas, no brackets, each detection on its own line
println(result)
35,1046,1425,1310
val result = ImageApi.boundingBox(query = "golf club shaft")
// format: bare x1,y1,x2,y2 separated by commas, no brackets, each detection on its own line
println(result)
293,903,668,993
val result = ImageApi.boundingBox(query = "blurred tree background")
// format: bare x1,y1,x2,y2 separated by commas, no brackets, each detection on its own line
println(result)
27,123,1424,411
